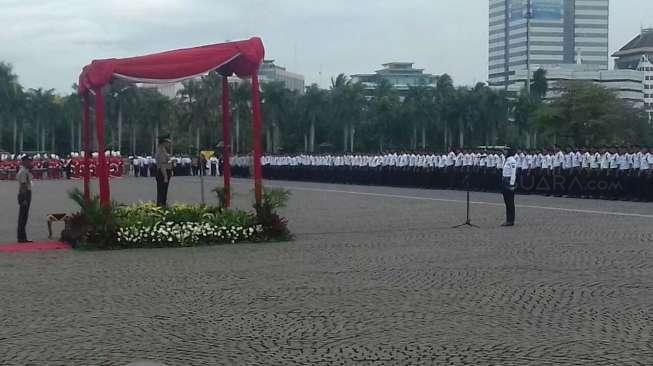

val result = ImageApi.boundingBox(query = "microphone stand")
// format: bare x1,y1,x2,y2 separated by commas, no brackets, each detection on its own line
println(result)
453,167,480,228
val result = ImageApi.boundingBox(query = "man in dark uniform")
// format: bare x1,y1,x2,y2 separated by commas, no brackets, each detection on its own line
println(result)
17,155,34,243
155,134,173,207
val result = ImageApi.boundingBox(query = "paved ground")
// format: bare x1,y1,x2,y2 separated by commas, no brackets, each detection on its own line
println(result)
1,176,653,365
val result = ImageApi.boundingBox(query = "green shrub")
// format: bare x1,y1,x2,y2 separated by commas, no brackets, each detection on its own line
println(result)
212,209,257,228
254,188,293,241
165,203,213,223
67,189,119,248
115,202,165,227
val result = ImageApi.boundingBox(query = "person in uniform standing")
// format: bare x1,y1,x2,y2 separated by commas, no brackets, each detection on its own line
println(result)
501,148,518,227
17,155,34,243
155,134,173,207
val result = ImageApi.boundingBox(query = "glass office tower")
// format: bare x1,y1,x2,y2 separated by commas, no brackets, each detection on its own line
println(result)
489,0,609,89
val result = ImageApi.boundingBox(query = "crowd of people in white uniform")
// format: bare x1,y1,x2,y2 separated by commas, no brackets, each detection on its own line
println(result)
128,155,223,177
230,147,653,201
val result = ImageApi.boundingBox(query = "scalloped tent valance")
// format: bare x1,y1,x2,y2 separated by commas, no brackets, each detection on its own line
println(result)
78,37,264,93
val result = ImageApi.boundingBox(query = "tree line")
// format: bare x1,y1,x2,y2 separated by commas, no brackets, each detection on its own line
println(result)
1,62,651,157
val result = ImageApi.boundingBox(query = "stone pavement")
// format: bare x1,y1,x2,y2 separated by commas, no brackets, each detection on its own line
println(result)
1,177,653,365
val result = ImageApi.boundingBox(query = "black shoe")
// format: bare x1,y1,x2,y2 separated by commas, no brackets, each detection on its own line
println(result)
18,239,33,243
500,222,514,227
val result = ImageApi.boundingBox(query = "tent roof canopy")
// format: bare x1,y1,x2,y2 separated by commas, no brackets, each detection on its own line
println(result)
78,37,264,94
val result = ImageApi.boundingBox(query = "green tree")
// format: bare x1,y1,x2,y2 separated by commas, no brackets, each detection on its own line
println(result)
231,81,252,154
261,81,292,153
367,78,400,152
301,84,328,152
530,68,548,101
435,74,456,150
329,74,366,152
534,81,649,146
404,85,435,150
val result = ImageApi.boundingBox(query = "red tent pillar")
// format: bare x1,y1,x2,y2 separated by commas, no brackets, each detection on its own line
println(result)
251,72,263,205
94,87,110,205
82,92,91,201
221,77,232,208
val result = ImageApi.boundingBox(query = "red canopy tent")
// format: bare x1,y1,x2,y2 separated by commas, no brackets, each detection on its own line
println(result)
78,37,265,207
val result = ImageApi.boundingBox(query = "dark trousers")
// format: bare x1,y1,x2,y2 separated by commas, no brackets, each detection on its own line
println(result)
502,182,515,224
18,191,32,241
155,170,171,207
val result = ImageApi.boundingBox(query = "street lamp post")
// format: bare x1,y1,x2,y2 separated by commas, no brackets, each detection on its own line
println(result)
113,85,133,155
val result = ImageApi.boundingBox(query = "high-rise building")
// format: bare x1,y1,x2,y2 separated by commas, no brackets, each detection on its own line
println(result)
489,0,609,90
613,29,653,122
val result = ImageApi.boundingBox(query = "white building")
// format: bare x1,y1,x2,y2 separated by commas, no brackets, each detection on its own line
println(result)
258,60,305,94
351,62,438,95
489,0,609,89
509,64,644,105
638,55,653,122
613,29,653,122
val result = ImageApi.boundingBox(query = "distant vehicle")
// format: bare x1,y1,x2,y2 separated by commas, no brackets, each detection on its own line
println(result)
477,145,509,151
318,143,335,153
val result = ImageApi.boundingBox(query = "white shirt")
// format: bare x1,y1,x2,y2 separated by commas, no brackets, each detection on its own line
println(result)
643,153,653,170
562,153,572,169
446,152,455,167
590,153,600,169
495,154,505,170
455,153,463,167
617,154,629,170
522,154,531,170
543,154,553,169
534,154,543,168
554,151,564,167
633,152,642,169
486,154,495,168
502,156,518,186
462,153,472,167
581,152,590,168
600,153,610,169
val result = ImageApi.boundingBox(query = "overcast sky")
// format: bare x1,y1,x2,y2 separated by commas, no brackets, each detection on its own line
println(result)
1,0,652,94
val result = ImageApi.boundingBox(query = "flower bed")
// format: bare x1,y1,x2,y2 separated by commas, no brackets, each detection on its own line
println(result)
116,222,263,247
64,188,292,250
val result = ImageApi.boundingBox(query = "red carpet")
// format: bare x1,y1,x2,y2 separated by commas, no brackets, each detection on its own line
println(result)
0,242,71,253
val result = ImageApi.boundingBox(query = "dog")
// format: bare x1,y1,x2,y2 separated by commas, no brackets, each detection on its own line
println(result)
47,213,71,239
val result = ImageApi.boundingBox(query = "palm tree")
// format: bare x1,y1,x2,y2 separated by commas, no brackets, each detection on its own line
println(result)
25,88,57,152
302,84,328,152
367,78,400,152
404,85,435,150
0,62,24,152
178,78,208,152
261,81,290,153
435,74,456,150
231,80,252,154
330,74,351,151
330,74,366,152
513,89,538,148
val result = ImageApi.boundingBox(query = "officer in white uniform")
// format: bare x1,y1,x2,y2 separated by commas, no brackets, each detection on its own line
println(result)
501,148,518,227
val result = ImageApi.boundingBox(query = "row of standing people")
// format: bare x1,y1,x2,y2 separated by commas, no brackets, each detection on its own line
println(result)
129,156,223,177
230,148,653,201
